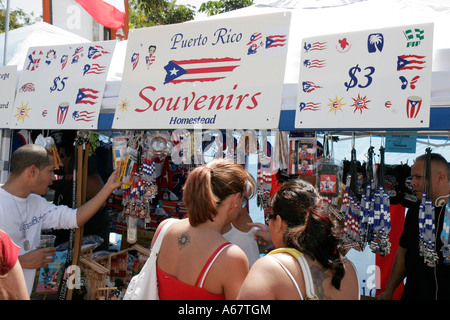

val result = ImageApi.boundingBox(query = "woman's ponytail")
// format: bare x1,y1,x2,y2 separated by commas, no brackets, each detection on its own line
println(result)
183,166,218,227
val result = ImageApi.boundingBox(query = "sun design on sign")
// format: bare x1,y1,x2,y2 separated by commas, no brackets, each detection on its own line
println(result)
327,96,345,114
351,94,371,114
14,102,31,122
119,98,130,112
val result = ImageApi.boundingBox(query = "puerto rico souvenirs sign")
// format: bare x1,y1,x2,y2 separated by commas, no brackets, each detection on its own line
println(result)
12,41,116,129
295,23,433,129
113,12,291,130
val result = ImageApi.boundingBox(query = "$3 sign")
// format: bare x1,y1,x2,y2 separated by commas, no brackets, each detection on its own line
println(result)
344,64,375,91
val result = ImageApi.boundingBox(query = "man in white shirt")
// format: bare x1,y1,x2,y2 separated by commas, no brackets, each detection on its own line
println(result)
0,144,122,295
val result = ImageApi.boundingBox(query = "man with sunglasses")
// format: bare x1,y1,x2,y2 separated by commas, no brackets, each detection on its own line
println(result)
378,153,450,300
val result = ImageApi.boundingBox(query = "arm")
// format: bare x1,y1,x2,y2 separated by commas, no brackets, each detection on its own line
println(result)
237,256,278,300
75,169,122,227
377,246,407,300
221,246,249,300
3,259,30,299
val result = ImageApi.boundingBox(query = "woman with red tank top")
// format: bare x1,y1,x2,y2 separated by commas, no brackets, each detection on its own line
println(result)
153,159,256,300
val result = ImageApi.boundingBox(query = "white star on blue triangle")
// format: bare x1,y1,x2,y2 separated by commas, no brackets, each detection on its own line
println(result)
164,61,188,84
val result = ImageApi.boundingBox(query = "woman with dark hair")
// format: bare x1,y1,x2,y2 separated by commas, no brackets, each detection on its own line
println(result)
153,159,256,300
238,179,359,300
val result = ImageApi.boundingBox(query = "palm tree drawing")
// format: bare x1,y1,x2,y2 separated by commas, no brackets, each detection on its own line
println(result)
368,33,384,53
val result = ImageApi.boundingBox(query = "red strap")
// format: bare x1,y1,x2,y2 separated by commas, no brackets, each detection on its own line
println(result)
194,242,231,287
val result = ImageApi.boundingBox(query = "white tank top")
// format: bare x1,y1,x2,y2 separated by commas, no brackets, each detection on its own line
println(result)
223,224,260,267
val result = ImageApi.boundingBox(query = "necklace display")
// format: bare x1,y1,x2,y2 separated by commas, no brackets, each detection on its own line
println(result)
418,148,440,267
418,194,439,266
2,185,31,251
342,146,391,256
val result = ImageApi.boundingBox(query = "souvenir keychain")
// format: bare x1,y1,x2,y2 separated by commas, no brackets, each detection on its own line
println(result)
317,134,339,198
317,162,339,198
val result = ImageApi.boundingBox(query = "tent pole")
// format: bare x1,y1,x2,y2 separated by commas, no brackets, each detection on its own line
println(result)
66,134,88,299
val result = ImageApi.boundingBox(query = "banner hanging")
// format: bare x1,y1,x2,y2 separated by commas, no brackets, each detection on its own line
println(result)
113,12,291,130
295,23,433,129
12,41,116,130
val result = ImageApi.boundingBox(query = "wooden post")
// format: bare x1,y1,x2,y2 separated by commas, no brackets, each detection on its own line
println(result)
66,134,89,299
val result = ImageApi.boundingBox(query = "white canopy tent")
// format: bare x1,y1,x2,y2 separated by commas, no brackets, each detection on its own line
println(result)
1,22,90,69
97,0,450,131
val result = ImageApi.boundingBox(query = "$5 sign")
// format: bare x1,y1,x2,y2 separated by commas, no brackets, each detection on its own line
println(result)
344,64,375,91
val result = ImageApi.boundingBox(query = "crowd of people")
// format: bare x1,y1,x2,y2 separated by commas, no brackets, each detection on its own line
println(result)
0,141,449,300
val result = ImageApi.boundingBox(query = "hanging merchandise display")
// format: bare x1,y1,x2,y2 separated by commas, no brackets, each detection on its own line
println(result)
369,146,392,257
342,138,363,251
341,138,392,257
317,160,341,221
257,153,272,211
287,131,317,176
35,133,63,170
317,163,340,198
113,131,171,244
314,134,342,225
418,147,439,267
256,130,272,211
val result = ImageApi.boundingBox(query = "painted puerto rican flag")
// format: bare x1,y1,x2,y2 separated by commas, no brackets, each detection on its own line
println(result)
302,81,322,93
57,104,69,124
247,32,262,46
26,51,43,71
397,54,426,71
72,110,96,122
163,57,241,84
83,63,106,75
406,96,422,118
75,88,100,105
265,34,286,49
131,53,139,70
75,0,125,30
299,102,321,112
304,41,327,52
303,59,326,68
88,45,111,59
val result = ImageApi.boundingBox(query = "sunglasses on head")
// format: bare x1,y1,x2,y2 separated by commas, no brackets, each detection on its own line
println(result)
241,197,248,208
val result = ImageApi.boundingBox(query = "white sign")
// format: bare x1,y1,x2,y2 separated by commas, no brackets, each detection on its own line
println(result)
295,23,433,129
12,41,116,129
113,12,291,130
0,66,17,128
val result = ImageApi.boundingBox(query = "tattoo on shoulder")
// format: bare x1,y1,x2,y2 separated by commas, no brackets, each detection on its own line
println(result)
310,265,330,300
177,232,191,250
